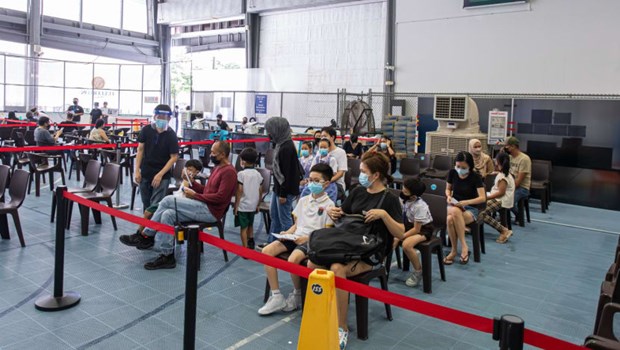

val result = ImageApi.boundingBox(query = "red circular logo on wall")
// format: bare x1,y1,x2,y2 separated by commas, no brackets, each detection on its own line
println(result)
92,76,105,89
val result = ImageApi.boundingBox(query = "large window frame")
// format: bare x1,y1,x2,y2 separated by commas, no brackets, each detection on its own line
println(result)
40,0,149,34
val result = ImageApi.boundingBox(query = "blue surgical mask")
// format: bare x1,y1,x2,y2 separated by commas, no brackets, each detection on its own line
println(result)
319,149,328,157
155,119,168,129
380,142,387,150
301,150,310,157
308,181,324,195
358,173,374,188
455,166,469,176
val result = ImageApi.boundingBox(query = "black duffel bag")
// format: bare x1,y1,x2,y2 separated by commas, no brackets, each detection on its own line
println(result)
308,190,388,267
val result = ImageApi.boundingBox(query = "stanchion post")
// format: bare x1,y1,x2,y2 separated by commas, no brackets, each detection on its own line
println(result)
493,314,524,350
113,140,129,209
183,225,200,350
35,186,81,311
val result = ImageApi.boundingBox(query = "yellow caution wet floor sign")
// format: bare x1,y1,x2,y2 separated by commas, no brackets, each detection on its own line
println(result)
297,269,339,349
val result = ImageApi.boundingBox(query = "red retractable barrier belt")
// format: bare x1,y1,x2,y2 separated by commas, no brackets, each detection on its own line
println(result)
62,191,587,350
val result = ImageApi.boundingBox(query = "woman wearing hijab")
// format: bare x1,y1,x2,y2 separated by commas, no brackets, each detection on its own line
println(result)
469,138,494,178
265,117,304,243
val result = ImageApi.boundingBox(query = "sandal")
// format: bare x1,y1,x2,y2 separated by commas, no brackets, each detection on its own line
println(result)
443,256,455,265
460,252,470,265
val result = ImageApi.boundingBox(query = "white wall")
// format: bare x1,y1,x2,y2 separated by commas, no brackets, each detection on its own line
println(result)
395,0,620,94
259,1,386,93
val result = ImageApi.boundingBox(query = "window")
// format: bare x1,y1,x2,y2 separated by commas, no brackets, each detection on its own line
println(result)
94,64,120,90
143,65,160,90
0,0,27,12
38,59,64,87
43,0,81,21
38,87,64,113
65,62,93,88
142,92,160,116
123,0,148,33
119,90,142,115
463,0,526,7
5,56,25,85
120,65,143,90
83,0,122,28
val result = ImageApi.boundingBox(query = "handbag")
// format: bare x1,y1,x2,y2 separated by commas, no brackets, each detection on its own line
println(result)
308,190,388,266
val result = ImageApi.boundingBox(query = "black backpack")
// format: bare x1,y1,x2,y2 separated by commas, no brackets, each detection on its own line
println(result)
308,190,388,267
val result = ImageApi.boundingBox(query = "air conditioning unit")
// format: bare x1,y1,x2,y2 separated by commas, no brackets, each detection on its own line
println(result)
426,95,487,156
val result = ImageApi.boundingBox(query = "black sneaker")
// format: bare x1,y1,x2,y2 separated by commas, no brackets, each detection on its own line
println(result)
247,238,255,250
144,254,176,270
119,232,154,250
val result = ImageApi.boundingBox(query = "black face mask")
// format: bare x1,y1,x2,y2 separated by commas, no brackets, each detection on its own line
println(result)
314,137,320,145
350,137,358,144
399,192,412,201
210,155,221,165
503,147,511,155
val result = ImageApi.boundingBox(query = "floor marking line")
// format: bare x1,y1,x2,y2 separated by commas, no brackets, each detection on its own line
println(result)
531,218,619,235
225,314,299,350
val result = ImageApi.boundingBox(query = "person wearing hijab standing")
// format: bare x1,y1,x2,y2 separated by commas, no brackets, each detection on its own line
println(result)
265,117,303,244
469,138,494,178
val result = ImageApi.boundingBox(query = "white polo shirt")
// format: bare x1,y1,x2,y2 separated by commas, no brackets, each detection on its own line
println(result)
292,193,335,236
329,147,348,189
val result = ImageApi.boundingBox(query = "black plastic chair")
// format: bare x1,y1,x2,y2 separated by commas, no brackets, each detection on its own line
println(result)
26,152,66,197
181,207,230,262
51,159,101,223
0,165,10,199
423,154,452,179
530,160,550,212
587,303,620,349
166,158,188,195
414,153,431,172
72,163,120,235
0,169,30,247
421,178,447,197
349,266,393,340
393,158,420,187
395,194,447,293
263,148,274,171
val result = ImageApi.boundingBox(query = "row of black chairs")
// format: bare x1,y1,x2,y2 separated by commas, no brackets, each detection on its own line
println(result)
586,238,620,349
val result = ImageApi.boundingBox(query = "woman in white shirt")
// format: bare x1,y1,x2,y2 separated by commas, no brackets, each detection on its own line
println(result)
88,119,110,143
479,152,515,243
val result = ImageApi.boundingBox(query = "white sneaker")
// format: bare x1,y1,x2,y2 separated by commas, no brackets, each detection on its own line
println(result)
338,327,348,350
258,294,286,315
405,270,423,287
282,292,302,312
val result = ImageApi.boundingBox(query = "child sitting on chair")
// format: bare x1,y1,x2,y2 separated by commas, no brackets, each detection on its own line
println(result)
234,148,263,250
258,163,335,315
397,177,433,287
121,159,203,248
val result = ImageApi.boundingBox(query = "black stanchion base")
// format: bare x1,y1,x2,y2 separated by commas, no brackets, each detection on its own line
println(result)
34,292,81,312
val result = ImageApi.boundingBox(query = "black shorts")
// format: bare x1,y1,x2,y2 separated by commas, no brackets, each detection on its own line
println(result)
280,240,308,255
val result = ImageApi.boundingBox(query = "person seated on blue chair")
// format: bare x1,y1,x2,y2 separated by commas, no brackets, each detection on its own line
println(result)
259,163,336,315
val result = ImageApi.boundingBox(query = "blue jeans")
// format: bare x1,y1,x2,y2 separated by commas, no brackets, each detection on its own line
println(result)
143,195,216,255
268,194,295,243
139,178,170,209
512,186,530,215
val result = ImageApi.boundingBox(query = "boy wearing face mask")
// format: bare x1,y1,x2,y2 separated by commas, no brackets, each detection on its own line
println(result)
310,138,339,176
397,178,433,287
259,163,335,315
299,141,314,179
134,104,179,211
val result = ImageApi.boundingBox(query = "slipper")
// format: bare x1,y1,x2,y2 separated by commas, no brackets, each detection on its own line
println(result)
443,256,455,265
460,252,470,265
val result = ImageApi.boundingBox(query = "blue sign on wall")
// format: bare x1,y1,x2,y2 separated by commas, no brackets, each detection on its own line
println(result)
255,94,268,114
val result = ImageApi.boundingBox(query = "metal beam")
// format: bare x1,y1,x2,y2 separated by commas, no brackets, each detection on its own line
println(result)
0,13,27,25
245,13,260,68
42,21,159,47
185,41,245,53
27,0,42,108
40,36,161,64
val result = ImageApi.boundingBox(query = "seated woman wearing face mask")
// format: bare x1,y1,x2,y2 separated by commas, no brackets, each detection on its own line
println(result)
444,151,486,265
368,135,397,174
308,151,404,350
469,139,494,178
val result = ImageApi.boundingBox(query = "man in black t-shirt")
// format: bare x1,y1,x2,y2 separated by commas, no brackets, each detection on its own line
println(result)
90,102,103,125
134,104,179,210
216,114,229,131
67,97,84,123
